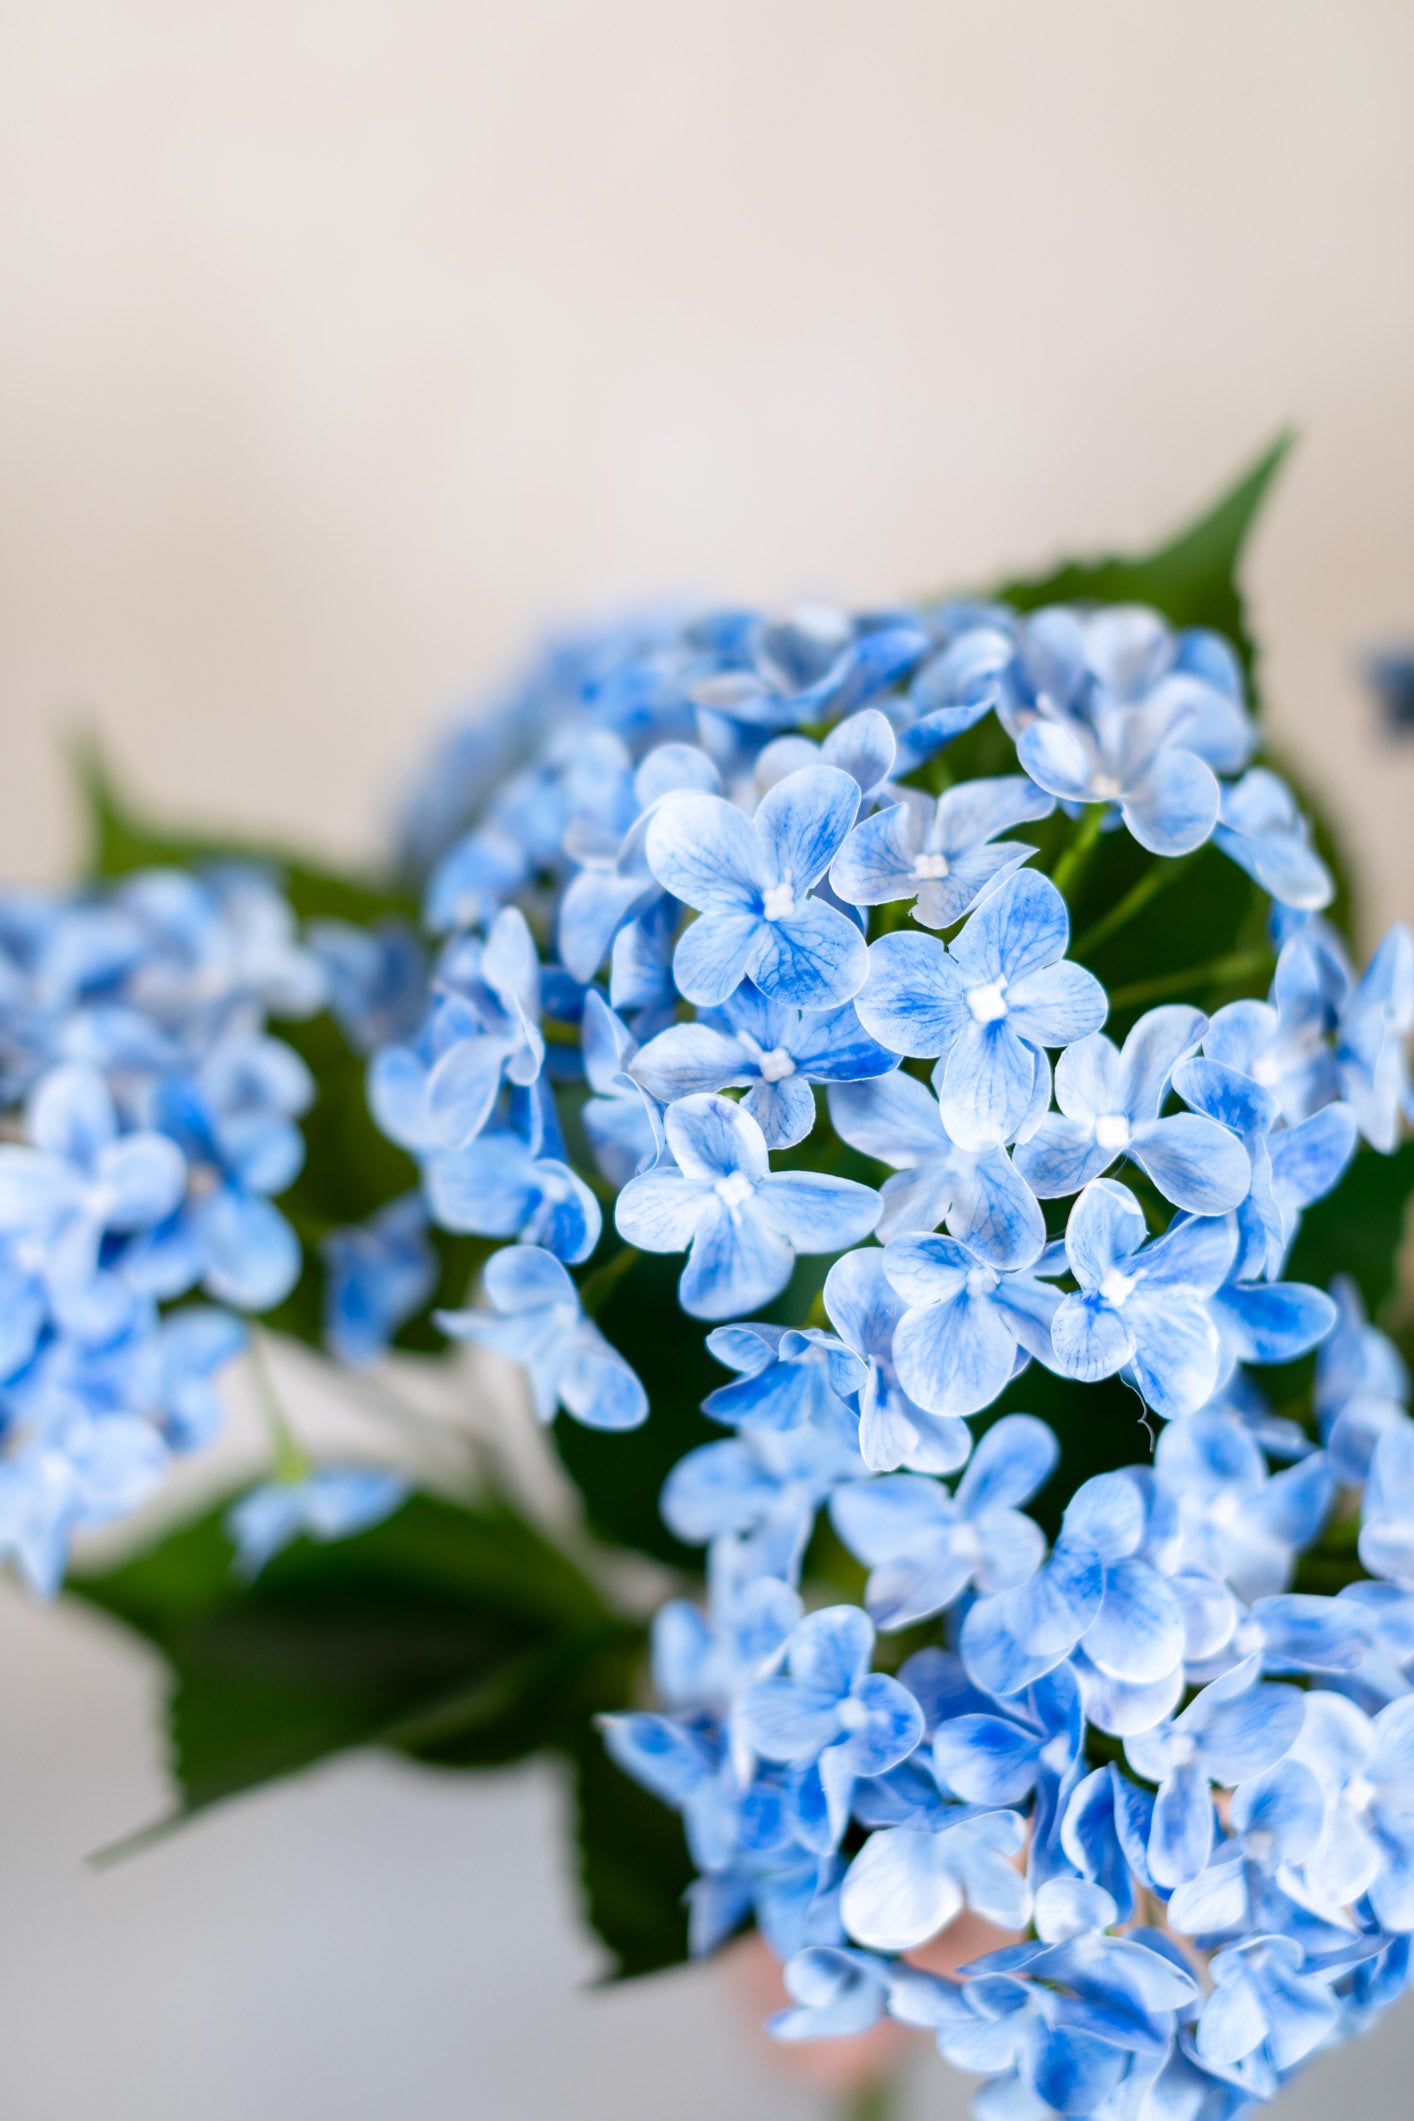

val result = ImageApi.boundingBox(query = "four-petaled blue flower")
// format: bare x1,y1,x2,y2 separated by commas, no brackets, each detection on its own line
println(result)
436,1243,647,1430
645,765,869,1009
829,775,1055,929
855,869,1107,1150
615,1093,880,1321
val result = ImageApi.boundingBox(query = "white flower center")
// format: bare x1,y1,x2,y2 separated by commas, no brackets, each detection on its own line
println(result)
1092,775,1123,800
1094,1113,1131,1152
967,978,1009,1024
837,1696,870,1733
1040,1732,1073,1776
1347,1773,1376,1815
1168,1734,1197,1768
762,878,796,921
966,1265,998,1298
757,1046,796,1083
1251,1051,1281,1087
714,1171,755,1210
913,852,951,880
1099,1266,1135,1307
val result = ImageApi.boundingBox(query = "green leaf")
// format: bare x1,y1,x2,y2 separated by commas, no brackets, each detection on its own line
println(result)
570,1731,693,1981
70,1494,639,1838
993,431,1294,682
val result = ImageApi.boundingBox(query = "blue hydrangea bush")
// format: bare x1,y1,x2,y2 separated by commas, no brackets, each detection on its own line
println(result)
8,443,1414,2115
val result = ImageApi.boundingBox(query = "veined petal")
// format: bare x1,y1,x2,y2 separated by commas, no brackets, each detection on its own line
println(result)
756,765,861,890
937,1021,1036,1151
645,790,762,909
1121,748,1220,858
672,909,763,1007
1127,1113,1251,1215
855,932,969,1057
757,1171,882,1253
754,898,869,1009
680,1196,795,1319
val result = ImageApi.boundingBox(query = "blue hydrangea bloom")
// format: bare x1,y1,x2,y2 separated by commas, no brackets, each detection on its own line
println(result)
855,869,1107,1150
881,1228,1063,1418
321,1194,438,1367
615,1093,880,1321
829,775,1055,929
630,982,897,1152
645,766,869,1009
436,1243,647,1430
821,1246,973,1473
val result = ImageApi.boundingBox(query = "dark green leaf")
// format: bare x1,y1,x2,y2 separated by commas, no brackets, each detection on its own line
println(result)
570,1731,694,1981
992,431,1294,683
70,1495,638,1835
553,1251,721,1569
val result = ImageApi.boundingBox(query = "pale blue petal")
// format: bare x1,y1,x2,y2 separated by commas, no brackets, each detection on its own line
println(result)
951,869,1070,988
680,1197,795,1319
630,1021,748,1101
1121,748,1220,858
613,1166,706,1251
893,1291,1019,1416
1014,1117,1109,1198
757,1171,882,1253
1064,1179,1148,1286
756,765,861,890
754,898,869,1009
1127,1114,1251,1215
937,1021,1037,1151
673,909,763,1007
645,790,762,909
854,933,969,1057
666,1091,769,1184
957,1414,1059,1514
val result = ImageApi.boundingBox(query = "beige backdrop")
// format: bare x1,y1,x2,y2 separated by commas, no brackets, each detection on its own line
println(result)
2,4,1414,2117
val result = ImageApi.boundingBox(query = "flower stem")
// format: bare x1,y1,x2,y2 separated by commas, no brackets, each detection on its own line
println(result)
1106,948,1272,1013
839,2077,899,2121
578,1243,642,1317
1049,804,1106,900
248,1328,309,1483
1074,851,1194,959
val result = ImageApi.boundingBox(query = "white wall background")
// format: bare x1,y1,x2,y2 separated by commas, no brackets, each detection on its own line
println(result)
2,3,1413,2116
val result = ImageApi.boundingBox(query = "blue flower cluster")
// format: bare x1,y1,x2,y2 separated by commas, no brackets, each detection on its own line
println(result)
0,866,346,1588
378,597,1414,2113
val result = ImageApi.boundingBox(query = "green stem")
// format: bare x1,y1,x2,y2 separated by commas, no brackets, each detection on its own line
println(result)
1106,949,1272,1013
1075,852,1195,959
577,1243,642,1317
839,2077,899,2121
1049,804,1106,900
248,1329,309,1483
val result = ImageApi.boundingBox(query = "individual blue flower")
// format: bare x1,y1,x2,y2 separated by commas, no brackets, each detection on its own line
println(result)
579,990,662,1187
630,982,897,1152
887,619,1013,774
932,1661,1086,1881
828,1073,1045,1267
839,1805,1030,1952
750,706,898,805
1212,768,1334,910
125,1044,310,1313
947,1876,1200,2116
1050,1181,1235,1420
881,1228,1063,1418
829,1414,1056,1629
649,1546,802,1721
614,1093,879,1322
320,1194,438,1367
557,742,720,982
1017,686,1225,856
388,907,545,1154
855,869,1107,1150
436,1243,646,1430
821,1246,973,1473
962,1470,1185,1700
307,917,427,1053
0,1061,186,1296
1153,1413,1333,1604
736,1605,924,1850
1124,1656,1306,1886
644,765,868,1009
608,895,678,1037
1189,1933,1340,2093
424,1081,602,1263
698,1318,863,1436
829,775,1054,930
1285,1688,1414,1928
225,1465,409,1578
1014,1005,1251,1215
1334,922,1414,1152
423,822,529,936
661,1410,864,1585
1201,934,1341,1123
